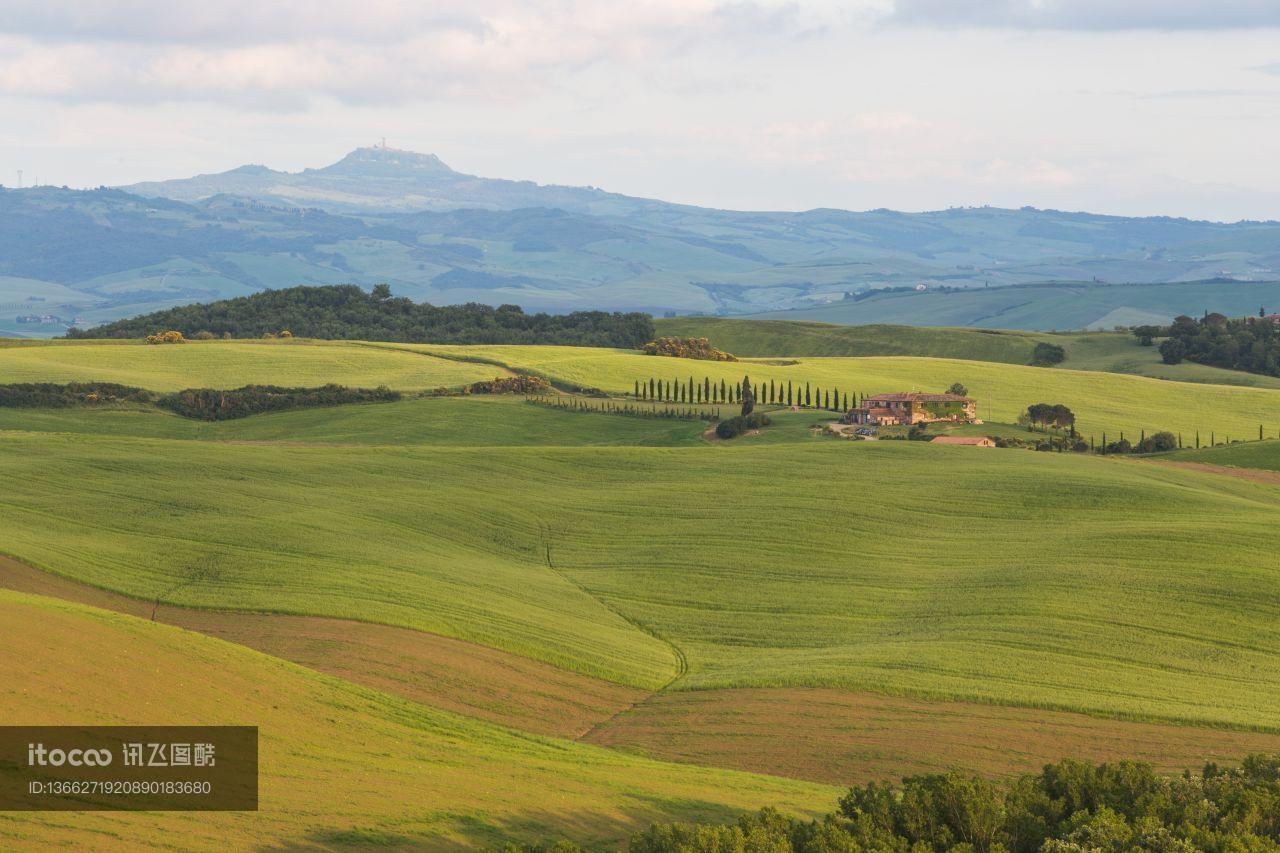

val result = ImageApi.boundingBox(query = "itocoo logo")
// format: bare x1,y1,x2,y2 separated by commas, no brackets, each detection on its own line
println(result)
27,743,113,767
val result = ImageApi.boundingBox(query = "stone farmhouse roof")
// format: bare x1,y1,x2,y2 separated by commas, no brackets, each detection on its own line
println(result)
865,392,973,403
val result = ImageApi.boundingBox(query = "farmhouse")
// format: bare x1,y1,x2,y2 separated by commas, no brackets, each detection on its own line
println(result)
847,391,978,426
931,436,995,447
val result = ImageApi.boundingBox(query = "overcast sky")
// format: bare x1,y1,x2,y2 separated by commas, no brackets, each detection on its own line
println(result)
3,0,1280,221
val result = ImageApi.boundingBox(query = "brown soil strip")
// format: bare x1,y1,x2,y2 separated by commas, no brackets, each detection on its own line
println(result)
583,687,1280,786
1154,460,1280,486
0,555,645,739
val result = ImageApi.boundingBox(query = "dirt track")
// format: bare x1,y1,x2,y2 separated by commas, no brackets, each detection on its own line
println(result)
584,687,1280,785
0,555,644,738
1153,460,1280,486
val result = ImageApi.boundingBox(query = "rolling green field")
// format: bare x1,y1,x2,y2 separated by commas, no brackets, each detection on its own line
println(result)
8,337,1280,438
653,318,1050,363
656,317,1280,389
0,590,834,850
0,338,506,391
3,425,1279,728
0,395,709,446
5,336,1280,848
400,343,1280,439
1166,438,1280,472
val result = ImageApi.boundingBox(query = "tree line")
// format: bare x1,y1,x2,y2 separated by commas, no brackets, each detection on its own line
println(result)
1134,311,1280,377
525,395,718,422
497,754,1280,852
68,284,655,348
634,374,856,412
0,381,401,421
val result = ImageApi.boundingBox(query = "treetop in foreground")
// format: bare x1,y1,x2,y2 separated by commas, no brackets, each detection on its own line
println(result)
614,754,1280,852
68,284,655,348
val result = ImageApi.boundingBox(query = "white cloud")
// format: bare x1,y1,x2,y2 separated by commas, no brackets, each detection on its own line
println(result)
888,0,1280,30
0,0,739,106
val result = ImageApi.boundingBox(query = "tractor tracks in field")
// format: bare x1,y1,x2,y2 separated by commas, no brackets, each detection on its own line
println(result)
537,523,688,741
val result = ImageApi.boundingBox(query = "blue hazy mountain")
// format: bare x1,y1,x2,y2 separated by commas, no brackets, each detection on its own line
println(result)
2,146,1278,336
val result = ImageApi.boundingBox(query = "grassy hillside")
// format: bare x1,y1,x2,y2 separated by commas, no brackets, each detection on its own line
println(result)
0,590,834,850
0,430,680,689
0,338,507,391
404,344,1280,439
10,338,1280,431
3,428,1280,728
750,280,1280,330
1166,439,1280,472
654,318,1045,362
0,395,709,445
655,317,1280,389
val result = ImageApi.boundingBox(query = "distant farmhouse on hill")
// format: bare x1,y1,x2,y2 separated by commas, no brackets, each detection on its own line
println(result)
848,391,978,426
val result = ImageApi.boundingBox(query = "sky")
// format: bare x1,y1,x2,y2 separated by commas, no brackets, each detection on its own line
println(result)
2,0,1280,221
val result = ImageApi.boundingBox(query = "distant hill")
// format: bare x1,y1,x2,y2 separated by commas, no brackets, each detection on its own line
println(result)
4,146,1280,337
747,279,1280,331
122,146,660,216
71,284,654,348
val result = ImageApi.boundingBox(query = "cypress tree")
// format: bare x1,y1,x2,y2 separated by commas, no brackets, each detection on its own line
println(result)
769,379,776,404
720,379,727,404
740,375,755,417
649,377,655,399
704,377,711,403
787,381,793,406
634,380,639,398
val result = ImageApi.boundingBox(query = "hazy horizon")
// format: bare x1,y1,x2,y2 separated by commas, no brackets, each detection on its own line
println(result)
4,1,1280,221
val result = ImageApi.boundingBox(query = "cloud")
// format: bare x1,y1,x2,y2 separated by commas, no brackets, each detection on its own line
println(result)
887,0,1280,30
0,0,754,106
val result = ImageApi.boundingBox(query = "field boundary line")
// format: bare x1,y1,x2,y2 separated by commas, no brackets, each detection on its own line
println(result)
537,522,687,699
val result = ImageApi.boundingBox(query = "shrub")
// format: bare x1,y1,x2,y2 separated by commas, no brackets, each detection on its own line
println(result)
1032,342,1066,366
0,382,154,408
1160,337,1186,364
145,330,186,344
466,375,553,394
193,330,216,340
641,337,737,361
715,412,771,439
156,384,400,421
1136,431,1178,453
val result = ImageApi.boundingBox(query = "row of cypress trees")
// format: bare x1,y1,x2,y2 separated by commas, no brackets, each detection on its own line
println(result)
633,375,861,412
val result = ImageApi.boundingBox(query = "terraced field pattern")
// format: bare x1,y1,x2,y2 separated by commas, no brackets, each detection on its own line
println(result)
3,333,1280,849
